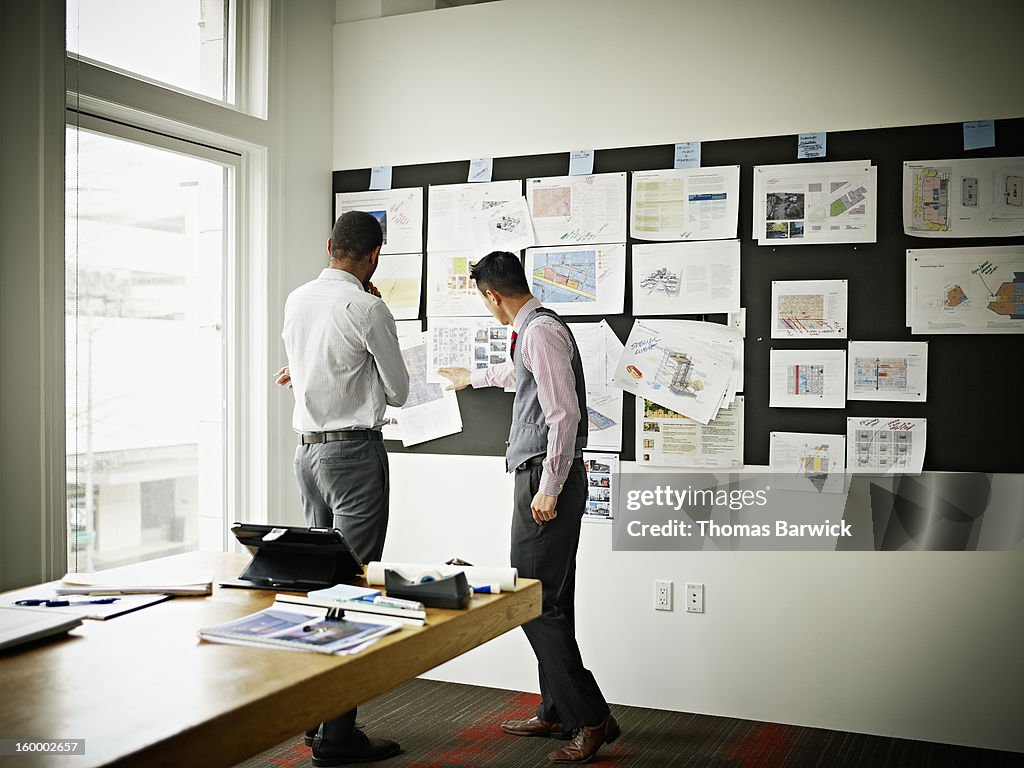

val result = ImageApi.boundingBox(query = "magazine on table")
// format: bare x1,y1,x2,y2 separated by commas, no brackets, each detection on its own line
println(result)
198,603,400,655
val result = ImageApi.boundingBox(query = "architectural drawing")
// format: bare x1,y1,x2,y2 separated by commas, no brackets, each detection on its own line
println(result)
908,246,1024,332
639,267,680,297
853,357,909,391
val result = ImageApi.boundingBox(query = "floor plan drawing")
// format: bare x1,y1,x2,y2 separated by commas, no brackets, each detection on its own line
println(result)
853,357,908,391
787,364,826,396
903,158,1024,237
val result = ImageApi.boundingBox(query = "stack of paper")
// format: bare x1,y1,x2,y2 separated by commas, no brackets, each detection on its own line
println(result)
612,320,741,425
388,331,463,447
57,570,212,596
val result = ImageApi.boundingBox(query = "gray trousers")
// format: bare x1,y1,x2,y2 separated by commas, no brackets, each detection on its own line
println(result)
511,458,610,730
294,438,390,743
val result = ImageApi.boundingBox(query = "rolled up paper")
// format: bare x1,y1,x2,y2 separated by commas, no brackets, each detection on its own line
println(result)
365,561,517,591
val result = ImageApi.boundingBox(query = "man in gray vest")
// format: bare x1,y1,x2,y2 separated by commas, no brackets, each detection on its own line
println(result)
439,251,619,764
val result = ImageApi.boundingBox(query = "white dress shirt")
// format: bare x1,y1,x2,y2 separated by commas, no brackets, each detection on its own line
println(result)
283,268,409,432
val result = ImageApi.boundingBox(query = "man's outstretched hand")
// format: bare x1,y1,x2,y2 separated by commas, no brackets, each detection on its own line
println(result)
437,367,472,391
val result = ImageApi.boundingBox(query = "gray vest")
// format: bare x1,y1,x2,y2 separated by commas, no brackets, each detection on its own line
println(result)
505,307,589,472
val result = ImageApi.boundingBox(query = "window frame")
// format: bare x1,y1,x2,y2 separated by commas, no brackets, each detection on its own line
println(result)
64,98,269,559
64,0,269,119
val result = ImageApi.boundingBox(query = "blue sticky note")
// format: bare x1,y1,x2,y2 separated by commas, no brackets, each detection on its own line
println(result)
568,150,595,176
368,165,392,190
797,132,826,159
468,158,493,183
674,142,700,169
963,120,995,151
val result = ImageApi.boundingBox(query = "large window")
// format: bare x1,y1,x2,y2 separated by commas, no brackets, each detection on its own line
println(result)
65,124,236,570
66,0,235,104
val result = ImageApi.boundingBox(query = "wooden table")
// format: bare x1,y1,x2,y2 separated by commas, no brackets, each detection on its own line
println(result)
0,552,541,767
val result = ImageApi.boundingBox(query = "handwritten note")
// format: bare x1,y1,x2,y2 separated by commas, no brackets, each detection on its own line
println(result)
674,142,700,169
368,166,392,190
468,158,493,183
569,150,595,176
963,120,995,151
797,132,826,159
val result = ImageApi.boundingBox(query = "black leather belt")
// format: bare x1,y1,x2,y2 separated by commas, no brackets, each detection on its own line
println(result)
515,453,584,471
298,430,382,445
517,455,546,470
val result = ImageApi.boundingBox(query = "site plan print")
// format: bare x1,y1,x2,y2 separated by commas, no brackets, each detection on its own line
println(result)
531,249,598,304
910,166,951,233
904,158,1024,237
758,162,876,244
909,247,1024,333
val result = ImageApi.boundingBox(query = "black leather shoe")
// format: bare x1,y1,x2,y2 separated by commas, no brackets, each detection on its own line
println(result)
311,728,401,766
304,728,319,747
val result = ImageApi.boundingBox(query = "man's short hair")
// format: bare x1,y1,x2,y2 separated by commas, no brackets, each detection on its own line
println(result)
470,251,531,297
331,210,383,261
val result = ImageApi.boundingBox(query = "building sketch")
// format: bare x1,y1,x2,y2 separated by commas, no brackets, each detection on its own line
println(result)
655,350,701,397
639,267,680,297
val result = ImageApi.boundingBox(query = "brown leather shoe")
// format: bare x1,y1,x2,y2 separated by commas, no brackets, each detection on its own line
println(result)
547,714,620,763
501,716,571,739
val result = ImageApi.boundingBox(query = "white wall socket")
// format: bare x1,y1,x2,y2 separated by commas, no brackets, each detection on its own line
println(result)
686,582,704,613
654,580,673,611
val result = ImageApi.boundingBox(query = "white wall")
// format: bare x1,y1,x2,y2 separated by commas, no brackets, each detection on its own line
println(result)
334,0,1024,168
326,0,1024,754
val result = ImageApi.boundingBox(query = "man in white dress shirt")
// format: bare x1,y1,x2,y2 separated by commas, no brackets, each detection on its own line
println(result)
277,210,409,766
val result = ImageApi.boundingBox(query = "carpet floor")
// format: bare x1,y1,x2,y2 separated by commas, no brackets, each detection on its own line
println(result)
235,679,1021,768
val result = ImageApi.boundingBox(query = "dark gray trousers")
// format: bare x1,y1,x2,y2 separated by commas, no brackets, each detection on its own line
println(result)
511,458,610,730
294,438,390,744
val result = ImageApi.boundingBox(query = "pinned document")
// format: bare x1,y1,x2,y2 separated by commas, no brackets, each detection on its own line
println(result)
674,142,700,169
369,165,392,190
963,121,995,151
569,150,595,176
468,157,493,183
797,132,826,159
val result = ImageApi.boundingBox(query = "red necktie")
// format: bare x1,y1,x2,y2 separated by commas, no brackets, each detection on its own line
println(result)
510,331,518,360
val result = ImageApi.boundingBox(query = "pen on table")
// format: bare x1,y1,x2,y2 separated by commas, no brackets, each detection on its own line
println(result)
15,597,120,607
373,596,424,611
471,584,501,594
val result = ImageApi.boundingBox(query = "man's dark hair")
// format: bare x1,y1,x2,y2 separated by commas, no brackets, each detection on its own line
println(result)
331,210,383,262
470,251,531,297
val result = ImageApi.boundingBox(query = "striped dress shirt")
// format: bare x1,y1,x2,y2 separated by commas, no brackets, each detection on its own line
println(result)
282,268,409,432
470,298,581,496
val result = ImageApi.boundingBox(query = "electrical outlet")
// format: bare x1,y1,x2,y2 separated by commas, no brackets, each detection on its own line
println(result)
686,582,704,613
654,580,673,611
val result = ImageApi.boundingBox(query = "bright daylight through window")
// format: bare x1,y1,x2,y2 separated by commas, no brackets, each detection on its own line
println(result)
66,0,233,104
65,128,228,571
